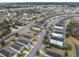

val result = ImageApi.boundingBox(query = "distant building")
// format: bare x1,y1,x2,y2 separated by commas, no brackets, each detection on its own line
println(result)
32,19,48,31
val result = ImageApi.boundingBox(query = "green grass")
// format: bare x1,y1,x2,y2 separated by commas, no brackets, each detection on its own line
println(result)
24,48,31,51
18,53,26,57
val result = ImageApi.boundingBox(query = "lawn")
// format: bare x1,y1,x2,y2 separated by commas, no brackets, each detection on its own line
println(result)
18,53,26,57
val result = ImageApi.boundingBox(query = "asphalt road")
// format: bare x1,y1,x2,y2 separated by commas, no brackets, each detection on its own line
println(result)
4,13,79,40
27,30,48,57
27,14,76,57
3,17,44,40
3,13,79,57
27,16,60,57
14,13,79,57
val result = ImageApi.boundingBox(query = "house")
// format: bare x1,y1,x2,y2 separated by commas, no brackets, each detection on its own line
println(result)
52,32,64,38
10,42,24,54
54,21,65,30
32,25,42,31
49,37,64,47
21,35,34,42
32,19,48,31
32,22,44,31
54,26,64,30
17,36,31,48
0,47,17,57
4,35,16,44
52,28,64,33
49,20,66,47
45,49,62,57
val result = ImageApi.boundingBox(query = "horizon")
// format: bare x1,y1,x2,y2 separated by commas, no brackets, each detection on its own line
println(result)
0,2,79,5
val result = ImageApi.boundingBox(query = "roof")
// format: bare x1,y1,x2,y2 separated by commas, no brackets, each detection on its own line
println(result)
53,31,63,34
55,21,65,27
52,32,64,38
33,16,50,27
56,23,64,27
46,50,61,57
18,39,29,45
10,42,24,51
53,28,64,32
22,35,32,39
33,23,44,28
38,19,47,24
51,37,64,42
33,19,47,28
18,36,32,42
38,20,45,24
54,26,64,30
0,47,16,57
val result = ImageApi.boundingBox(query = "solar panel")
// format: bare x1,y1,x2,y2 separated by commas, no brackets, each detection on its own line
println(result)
53,31,63,34
56,21,65,26
11,43,23,50
18,39,29,45
0,49,9,57
34,23,43,28
11,45,20,50
19,36,32,40
51,37,64,42
0,49,15,57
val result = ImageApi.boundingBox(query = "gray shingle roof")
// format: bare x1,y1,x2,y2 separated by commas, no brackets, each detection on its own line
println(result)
0,47,16,57
46,50,61,57
10,42,24,51
51,37,64,42
18,39,29,45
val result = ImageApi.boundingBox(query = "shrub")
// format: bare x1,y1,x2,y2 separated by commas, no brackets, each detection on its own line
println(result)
64,51,68,56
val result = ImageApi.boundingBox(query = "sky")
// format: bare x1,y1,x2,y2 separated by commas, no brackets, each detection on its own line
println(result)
0,0,79,3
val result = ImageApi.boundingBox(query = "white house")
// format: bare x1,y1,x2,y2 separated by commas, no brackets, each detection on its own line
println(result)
32,26,41,31
54,25,64,30
49,38,64,47
52,32,64,38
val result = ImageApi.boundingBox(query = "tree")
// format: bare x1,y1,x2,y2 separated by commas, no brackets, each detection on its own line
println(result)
35,21,38,23
64,51,68,56
1,41,6,46
67,45,72,50
66,32,69,37
67,20,79,39
15,33,19,37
